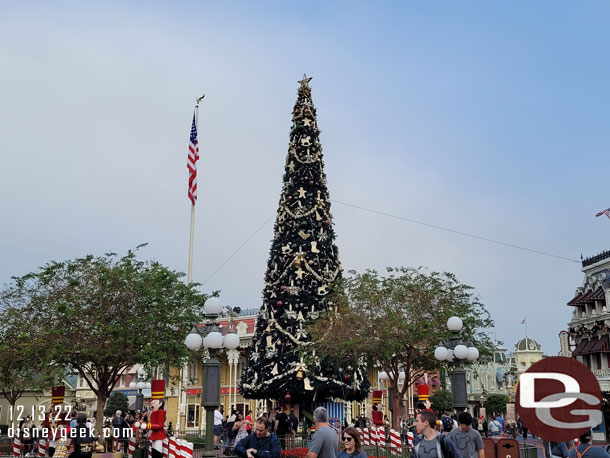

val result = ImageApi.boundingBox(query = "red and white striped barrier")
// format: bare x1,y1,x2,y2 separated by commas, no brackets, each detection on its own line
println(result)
389,429,402,455
377,426,385,446
162,438,169,458
168,437,177,458
362,428,370,446
370,426,378,446
127,437,136,458
13,438,22,458
407,432,414,449
38,439,48,458
176,439,193,458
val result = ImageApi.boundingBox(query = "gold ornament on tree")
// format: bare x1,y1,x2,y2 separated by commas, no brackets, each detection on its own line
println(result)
304,377,314,390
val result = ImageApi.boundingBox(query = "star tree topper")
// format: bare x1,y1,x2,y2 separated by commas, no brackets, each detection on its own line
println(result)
298,74,313,88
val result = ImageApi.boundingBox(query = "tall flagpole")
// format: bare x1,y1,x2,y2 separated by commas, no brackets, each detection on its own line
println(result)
179,94,205,435
188,94,205,283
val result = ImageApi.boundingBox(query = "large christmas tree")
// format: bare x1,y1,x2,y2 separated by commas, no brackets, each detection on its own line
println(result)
240,76,370,404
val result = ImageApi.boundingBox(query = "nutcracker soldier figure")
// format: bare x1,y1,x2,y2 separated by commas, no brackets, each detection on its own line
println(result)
142,380,166,458
42,386,68,457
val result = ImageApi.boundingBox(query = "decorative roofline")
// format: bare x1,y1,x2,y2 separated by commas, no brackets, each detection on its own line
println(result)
583,250,610,268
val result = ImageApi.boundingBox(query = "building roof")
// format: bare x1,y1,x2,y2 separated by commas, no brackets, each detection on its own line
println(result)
582,250,610,268
515,337,542,352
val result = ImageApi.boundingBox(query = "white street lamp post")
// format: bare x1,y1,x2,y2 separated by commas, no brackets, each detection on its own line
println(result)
129,372,150,411
434,316,480,410
184,297,240,457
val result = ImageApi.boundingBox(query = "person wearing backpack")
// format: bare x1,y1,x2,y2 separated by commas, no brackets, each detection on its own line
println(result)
449,412,484,458
274,407,290,449
487,419,501,437
568,430,609,458
67,413,95,458
111,410,124,452
441,413,455,435
288,409,299,448
411,411,462,458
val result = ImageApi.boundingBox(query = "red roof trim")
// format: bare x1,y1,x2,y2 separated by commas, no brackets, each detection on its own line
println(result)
568,291,586,306
576,290,595,305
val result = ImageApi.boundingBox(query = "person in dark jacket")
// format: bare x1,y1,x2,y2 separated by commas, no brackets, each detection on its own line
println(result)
411,411,461,458
235,417,281,458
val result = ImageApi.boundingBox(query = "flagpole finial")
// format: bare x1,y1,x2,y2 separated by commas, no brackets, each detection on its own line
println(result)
195,94,205,107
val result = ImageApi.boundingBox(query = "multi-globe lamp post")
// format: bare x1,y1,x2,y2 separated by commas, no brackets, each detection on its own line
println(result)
376,370,406,426
434,316,479,411
129,374,151,411
184,297,240,457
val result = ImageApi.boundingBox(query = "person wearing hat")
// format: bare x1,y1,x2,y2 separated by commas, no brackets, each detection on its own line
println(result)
141,380,167,458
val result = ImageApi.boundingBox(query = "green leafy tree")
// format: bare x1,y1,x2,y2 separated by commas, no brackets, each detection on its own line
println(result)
486,394,508,415
104,392,129,418
310,267,494,428
430,389,453,414
0,305,60,428
4,249,205,429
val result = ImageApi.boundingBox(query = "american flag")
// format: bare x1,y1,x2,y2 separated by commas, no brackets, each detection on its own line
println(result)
596,208,610,219
187,113,199,205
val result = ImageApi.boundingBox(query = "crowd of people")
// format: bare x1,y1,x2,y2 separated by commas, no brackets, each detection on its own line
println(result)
13,406,170,458
214,405,300,453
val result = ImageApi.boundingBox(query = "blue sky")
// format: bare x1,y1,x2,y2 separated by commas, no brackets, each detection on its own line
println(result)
1,1,609,355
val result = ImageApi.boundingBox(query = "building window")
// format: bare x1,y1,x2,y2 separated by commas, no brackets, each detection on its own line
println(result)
79,377,84,388
188,363,198,385
187,404,200,428
596,353,602,370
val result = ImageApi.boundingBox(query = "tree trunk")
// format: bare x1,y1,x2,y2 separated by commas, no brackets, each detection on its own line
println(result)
391,379,400,430
96,393,108,437
10,400,16,432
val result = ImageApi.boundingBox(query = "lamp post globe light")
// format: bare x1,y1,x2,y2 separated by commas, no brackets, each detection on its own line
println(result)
129,369,150,411
434,316,479,411
184,297,240,458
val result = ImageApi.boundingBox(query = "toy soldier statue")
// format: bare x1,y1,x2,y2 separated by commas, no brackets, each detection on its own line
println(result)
142,380,166,458
43,386,68,457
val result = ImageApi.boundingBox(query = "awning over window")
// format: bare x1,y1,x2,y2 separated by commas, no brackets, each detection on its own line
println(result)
572,339,589,357
578,290,595,304
591,335,610,353
568,288,605,306
568,291,586,306
581,338,599,355
590,287,606,301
